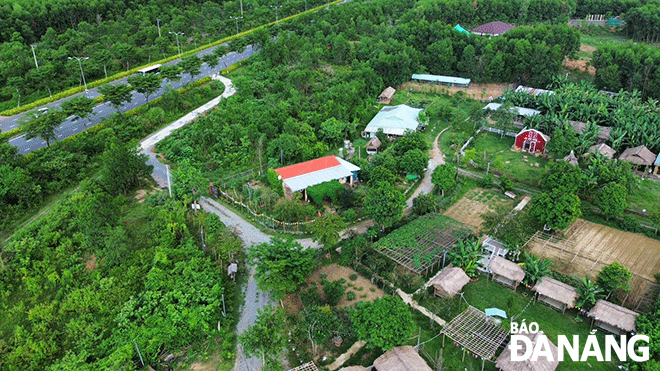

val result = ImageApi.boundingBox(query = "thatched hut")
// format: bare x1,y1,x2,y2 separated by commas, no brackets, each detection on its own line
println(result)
489,256,525,291
338,367,367,371
496,331,559,371
429,266,471,298
588,143,616,159
619,145,657,167
588,300,639,335
366,136,382,155
533,276,578,314
377,86,396,104
563,150,578,165
373,345,433,371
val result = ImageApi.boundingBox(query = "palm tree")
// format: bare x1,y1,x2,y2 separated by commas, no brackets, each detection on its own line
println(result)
521,253,552,285
574,275,604,310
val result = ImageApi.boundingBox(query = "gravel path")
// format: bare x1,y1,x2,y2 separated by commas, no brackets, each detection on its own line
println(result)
199,196,318,371
404,127,450,212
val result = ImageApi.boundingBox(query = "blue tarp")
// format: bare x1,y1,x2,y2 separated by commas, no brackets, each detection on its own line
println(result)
453,24,470,36
485,308,507,318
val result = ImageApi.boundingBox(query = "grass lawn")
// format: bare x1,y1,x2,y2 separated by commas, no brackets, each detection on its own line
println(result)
415,278,620,371
629,178,660,213
466,131,548,185
580,32,630,49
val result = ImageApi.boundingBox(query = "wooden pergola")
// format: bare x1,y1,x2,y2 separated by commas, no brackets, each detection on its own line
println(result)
378,228,463,274
442,306,510,371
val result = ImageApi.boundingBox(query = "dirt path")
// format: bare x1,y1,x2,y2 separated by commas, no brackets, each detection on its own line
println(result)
404,127,451,212
401,82,510,101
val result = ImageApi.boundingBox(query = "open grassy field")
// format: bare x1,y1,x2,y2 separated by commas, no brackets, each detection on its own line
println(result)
525,218,660,311
629,178,660,213
466,131,549,185
415,278,619,371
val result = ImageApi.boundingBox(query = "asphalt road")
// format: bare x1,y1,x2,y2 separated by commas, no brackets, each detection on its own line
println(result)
4,44,255,155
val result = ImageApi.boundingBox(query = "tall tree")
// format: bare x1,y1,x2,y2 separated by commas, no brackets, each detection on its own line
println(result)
248,237,315,300
531,188,581,230
127,73,161,103
350,296,414,350
61,96,95,129
593,182,628,221
308,213,346,250
160,64,182,84
21,108,64,147
364,182,404,230
596,261,632,298
240,306,287,366
99,140,152,195
179,55,202,84
432,163,456,196
399,148,428,176
98,83,133,112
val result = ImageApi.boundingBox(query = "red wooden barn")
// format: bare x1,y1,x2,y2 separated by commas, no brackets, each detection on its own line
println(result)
515,128,549,154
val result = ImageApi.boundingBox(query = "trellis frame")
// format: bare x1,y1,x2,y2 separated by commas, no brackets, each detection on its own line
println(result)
378,228,463,274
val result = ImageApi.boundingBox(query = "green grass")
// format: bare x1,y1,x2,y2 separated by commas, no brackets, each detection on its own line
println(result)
467,131,548,185
629,178,660,212
415,278,620,371
580,33,630,49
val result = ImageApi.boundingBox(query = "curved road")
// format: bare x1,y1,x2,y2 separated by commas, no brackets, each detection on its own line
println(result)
4,44,255,155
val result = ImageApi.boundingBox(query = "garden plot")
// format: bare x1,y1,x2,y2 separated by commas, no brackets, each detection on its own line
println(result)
444,188,515,230
524,218,660,311
307,264,385,308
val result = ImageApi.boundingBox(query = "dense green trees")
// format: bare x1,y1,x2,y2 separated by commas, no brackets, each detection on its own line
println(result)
350,296,414,350
364,182,405,230
432,163,457,196
99,140,152,195
248,237,316,300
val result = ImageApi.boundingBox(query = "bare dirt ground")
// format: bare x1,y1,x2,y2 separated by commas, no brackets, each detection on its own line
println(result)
307,264,385,308
443,188,512,230
562,44,597,75
400,82,511,101
526,218,660,309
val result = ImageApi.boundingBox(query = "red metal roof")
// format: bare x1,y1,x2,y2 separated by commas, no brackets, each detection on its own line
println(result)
274,156,340,179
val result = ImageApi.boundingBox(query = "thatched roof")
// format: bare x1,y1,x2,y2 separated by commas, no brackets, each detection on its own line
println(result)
588,300,639,333
570,121,611,141
366,136,382,150
373,346,433,371
619,145,657,166
489,256,525,283
588,143,616,159
338,367,367,371
563,150,578,165
496,331,559,371
378,86,396,101
533,277,578,308
429,267,471,297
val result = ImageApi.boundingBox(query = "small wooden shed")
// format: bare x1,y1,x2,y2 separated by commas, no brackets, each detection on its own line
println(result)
496,331,559,371
429,266,471,298
588,300,639,335
366,136,382,155
489,256,525,291
377,86,396,104
373,345,433,371
533,276,578,314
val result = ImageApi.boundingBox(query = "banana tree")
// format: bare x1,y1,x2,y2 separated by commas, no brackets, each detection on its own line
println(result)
574,276,604,310
521,253,552,285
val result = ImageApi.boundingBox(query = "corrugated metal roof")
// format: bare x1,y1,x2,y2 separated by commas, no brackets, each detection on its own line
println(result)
275,156,339,179
515,85,555,96
364,104,422,136
412,74,471,85
284,166,354,192
483,102,541,117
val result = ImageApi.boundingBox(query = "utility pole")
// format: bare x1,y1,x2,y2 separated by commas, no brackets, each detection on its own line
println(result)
229,16,243,35
30,44,39,69
166,164,172,197
156,18,162,38
270,4,282,22
240,0,244,16
68,56,89,96
169,31,184,56
133,340,145,367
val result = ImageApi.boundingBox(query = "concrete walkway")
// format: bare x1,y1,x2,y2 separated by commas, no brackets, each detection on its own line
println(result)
140,74,236,187
396,289,446,326
327,340,367,371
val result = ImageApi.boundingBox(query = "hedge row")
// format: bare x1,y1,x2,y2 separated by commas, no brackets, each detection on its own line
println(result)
0,0,343,117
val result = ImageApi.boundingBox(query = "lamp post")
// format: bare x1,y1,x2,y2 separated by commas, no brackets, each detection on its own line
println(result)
30,44,39,69
68,56,89,95
169,31,184,56
156,18,162,38
270,4,282,22
229,16,243,35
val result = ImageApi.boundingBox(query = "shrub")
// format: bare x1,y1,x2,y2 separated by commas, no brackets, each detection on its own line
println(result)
342,209,357,223
349,273,358,281
478,173,495,188
346,291,356,301
499,176,513,192
412,193,437,215
307,181,344,206
323,279,345,306
300,285,322,308
338,188,356,209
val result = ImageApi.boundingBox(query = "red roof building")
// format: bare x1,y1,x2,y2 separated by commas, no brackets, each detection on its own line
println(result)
515,128,549,154
274,156,360,199
471,21,515,37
